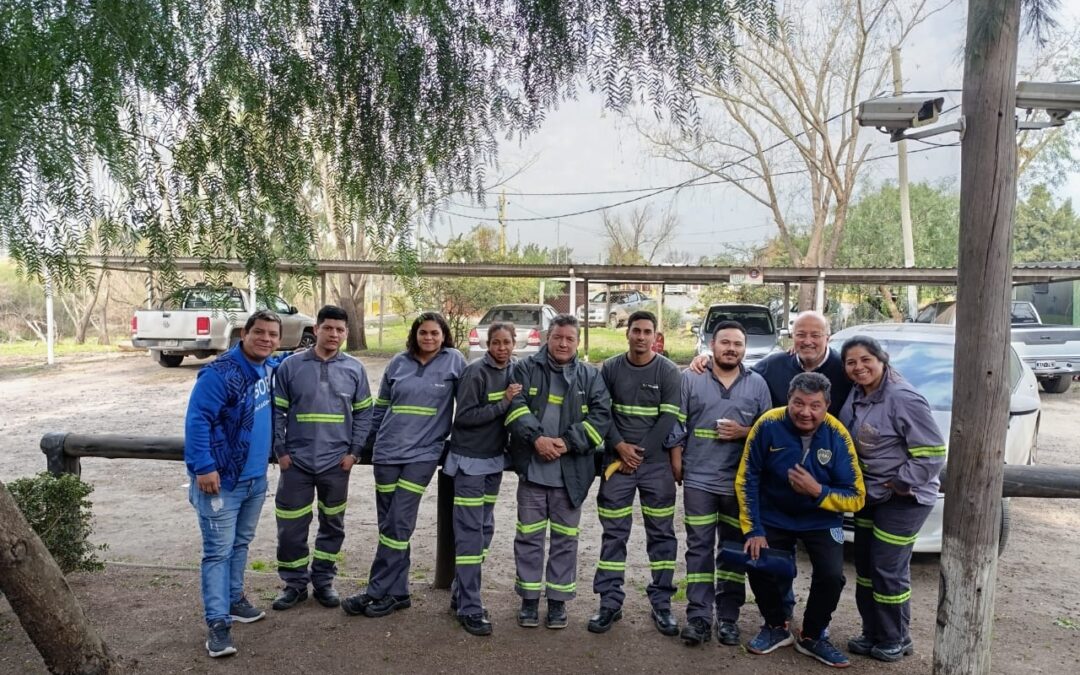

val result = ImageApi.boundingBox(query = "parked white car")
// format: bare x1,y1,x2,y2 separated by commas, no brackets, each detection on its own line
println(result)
831,323,1040,554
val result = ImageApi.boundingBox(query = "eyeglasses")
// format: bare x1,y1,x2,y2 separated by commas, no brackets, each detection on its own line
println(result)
793,332,826,340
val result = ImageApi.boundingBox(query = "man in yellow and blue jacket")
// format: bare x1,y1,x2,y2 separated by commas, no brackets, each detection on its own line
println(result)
735,372,865,668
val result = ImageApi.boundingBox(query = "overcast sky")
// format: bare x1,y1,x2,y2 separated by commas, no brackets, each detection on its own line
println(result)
426,2,1080,263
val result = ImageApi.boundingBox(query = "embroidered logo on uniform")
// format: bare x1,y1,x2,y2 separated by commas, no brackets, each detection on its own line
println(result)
433,383,447,388
769,446,784,453
830,527,844,544
641,383,660,390
816,448,833,464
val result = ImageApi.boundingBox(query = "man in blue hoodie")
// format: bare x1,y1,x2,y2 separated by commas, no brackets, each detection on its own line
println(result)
185,310,282,659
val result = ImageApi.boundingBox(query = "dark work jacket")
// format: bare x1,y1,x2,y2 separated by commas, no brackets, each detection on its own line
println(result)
448,353,514,459
505,346,612,507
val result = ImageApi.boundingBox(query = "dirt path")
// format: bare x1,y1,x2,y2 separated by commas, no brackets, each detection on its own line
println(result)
2,354,1079,673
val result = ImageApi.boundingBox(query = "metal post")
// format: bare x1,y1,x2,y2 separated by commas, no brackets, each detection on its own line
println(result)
248,272,257,311
539,279,546,306
583,279,590,360
657,284,665,333
893,47,919,317
569,270,576,317
378,276,385,349
320,272,327,308
783,282,792,332
44,270,55,366
815,272,826,313
433,469,455,589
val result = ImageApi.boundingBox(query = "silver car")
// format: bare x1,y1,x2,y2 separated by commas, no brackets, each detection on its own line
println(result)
576,289,650,328
831,323,1040,553
693,303,781,367
467,304,558,362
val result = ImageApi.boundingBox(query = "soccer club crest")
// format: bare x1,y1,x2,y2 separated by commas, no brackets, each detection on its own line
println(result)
816,448,833,465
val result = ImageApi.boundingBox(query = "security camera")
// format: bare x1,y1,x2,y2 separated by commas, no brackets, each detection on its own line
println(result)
1016,81,1080,121
857,96,945,131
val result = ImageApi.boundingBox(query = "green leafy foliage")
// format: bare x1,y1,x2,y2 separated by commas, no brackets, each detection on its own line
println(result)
1014,185,1080,263
1,0,779,291
7,473,107,574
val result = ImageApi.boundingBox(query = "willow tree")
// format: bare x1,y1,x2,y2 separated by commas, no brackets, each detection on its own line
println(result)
1,0,780,298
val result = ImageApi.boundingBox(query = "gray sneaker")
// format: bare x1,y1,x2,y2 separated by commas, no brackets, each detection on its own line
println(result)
229,596,266,623
205,620,237,658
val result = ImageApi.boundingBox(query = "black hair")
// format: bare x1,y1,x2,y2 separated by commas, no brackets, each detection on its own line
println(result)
840,335,890,367
407,311,455,354
487,321,516,341
317,304,349,325
550,313,580,333
712,320,747,340
244,309,281,332
626,310,657,330
788,372,832,404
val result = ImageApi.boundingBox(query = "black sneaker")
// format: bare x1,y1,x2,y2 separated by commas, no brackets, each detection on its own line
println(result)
680,617,712,646
229,596,265,623
546,600,568,629
847,634,875,655
271,586,308,611
870,639,914,662
717,620,740,646
341,592,373,616
205,620,237,658
313,586,341,608
587,606,623,634
363,594,412,618
651,608,679,637
518,599,540,628
459,613,493,636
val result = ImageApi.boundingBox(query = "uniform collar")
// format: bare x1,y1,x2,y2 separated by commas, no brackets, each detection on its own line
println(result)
482,351,512,370
853,366,896,404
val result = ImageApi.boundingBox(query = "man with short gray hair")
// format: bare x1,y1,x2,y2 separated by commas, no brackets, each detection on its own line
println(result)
735,372,865,668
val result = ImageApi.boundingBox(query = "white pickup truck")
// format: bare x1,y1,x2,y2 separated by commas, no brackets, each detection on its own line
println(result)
131,285,316,367
922,300,1080,393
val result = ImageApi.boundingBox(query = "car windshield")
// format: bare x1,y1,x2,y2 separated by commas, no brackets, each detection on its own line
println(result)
832,338,955,411
480,307,540,326
704,309,774,336
174,289,245,311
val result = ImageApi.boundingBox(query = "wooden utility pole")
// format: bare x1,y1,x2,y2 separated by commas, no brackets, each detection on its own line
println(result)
0,481,118,674
934,1,1020,673
892,47,919,316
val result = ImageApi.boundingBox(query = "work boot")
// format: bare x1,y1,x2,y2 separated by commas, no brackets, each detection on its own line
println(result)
271,586,308,611
587,606,623,634
651,608,679,637
459,613,493,636
847,634,875,656
870,639,914,662
716,620,740,646
363,594,412,618
680,617,712,646
518,599,540,628
341,592,373,616
205,620,237,658
228,596,265,624
313,586,341,608
546,600,568,629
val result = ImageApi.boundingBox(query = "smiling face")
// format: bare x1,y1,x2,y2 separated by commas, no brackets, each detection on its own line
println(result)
415,320,443,356
712,328,746,370
792,313,829,366
240,319,281,362
315,318,348,354
487,327,515,365
626,318,656,357
548,324,579,364
788,389,828,434
844,344,886,392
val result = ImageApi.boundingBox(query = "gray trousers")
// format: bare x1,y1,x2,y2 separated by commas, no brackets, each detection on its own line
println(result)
275,462,351,590
514,480,583,602
853,497,933,644
592,462,678,611
683,487,745,623
451,471,503,616
366,461,438,599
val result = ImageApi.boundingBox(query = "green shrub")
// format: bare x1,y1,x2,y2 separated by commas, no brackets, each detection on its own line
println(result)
7,473,107,574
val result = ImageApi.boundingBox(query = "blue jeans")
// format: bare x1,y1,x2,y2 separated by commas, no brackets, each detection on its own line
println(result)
189,474,267,626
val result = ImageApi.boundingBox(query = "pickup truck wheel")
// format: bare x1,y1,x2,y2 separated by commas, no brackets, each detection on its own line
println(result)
298,330,316,349
156,353,184,368
1040,375,1071,394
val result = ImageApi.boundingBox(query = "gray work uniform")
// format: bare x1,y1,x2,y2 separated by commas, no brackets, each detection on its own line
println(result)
272,350,372,590
445,353,513,617
665,364,771,624
365,348,464,600
506,348,610,602
592,353,682,612
839,368,945,645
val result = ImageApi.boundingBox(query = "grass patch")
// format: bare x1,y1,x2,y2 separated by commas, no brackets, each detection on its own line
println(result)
1055,617,1080,630
0,339,118,359
672,577,688,603
250,560,270,572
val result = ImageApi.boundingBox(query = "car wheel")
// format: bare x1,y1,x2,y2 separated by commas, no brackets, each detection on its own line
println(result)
298,330,316,349
997,498,1011,557
156,353,184,368
1040,375,1071,394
